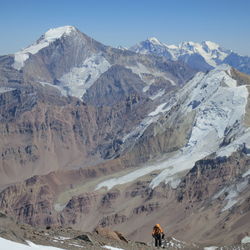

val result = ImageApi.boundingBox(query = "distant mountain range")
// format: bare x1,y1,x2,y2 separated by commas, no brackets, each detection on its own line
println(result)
130,38,250,74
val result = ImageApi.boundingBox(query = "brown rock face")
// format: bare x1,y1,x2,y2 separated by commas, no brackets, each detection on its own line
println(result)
1,150,249,246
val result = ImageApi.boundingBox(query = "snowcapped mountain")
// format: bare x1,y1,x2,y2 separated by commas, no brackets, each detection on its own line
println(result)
130,38,250,74
9,26,194,100
13,26,78,70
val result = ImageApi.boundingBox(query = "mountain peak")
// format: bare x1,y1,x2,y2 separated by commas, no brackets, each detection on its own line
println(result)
43,25,77,41
12,25,79,70
147,37,162,45
202,40,220,50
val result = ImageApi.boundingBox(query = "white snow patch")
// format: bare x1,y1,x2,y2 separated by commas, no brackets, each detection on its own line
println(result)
0,87,16,93
96,148,208,190
150,90,165,100
142,85,150,92
241,236,250,244
59,54,111,98
0,237,64,249
127,63,176,86
122,115,159,144
204,247,218,250
213,179,248,211
54,203,67,212
217,129,250,158
39,82,67,96
148,102,168,116
13,26,76,70
221,189,239,211
122,96,177,144
68,243,83,248
53,236,71,241
102,246,124,250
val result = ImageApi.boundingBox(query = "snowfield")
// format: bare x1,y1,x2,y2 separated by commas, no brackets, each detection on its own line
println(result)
96,65,250,190
59,54,111,98
0,237,64,250
0,87,16,93
102,246,124,250
241,236,250,244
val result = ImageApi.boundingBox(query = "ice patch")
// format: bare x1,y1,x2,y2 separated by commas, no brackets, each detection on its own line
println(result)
39,82,67,96
59,54,111,98
122,97,176,144
102,246,124,250
13,26,76,70
96,148,209,190
204,247,218,250
96,66,249,190
68,243,82,248
54,203,67,212
142,85,150,92
150,90,165,100
0,237,63,249
0,87,16,93
217,129,250,157
127,63,176,86
213,179,248,211
148,102,168,116
52,236,71,241
241,236,250,244
122,116,159,143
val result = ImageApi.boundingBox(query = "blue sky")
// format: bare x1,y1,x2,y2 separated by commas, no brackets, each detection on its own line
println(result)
1,0,249,55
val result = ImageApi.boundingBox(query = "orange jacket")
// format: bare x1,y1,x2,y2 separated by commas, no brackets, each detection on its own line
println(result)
152,224,164,235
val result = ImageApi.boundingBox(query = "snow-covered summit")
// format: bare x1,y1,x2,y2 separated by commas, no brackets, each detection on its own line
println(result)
202,40,221,50
176,40,230,66
12,26,78,70
147,37,162,45
130,38,232,70
42,26,77,41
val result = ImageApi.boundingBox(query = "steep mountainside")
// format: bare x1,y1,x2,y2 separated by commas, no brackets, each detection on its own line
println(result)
130,38,250,74
0,26,195,186
0,62,249,248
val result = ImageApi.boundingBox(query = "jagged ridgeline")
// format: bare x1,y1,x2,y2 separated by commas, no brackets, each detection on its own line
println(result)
0,26,249,249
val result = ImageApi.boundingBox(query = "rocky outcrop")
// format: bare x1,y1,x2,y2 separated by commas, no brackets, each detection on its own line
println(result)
176,151,249,203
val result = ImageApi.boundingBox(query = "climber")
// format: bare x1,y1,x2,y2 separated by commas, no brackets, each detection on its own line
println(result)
152,223,164,247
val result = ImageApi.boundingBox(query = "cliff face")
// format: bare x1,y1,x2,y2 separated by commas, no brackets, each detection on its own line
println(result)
0,87,154,186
